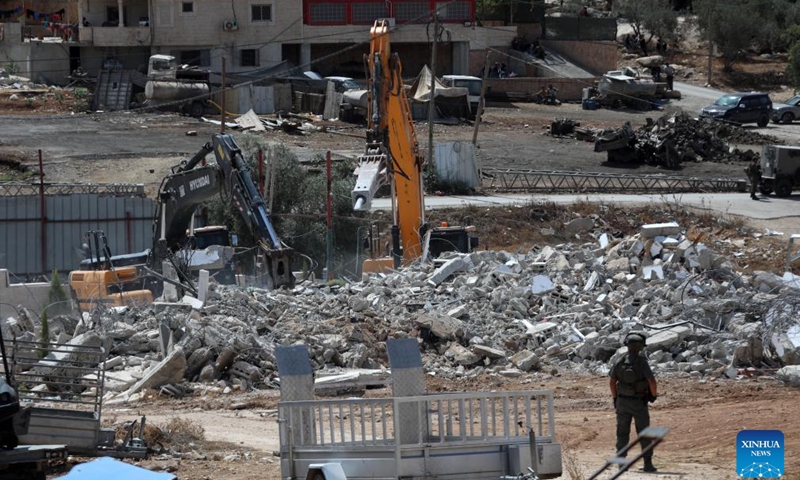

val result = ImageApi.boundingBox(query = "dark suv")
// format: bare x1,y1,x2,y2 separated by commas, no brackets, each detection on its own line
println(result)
699,92,772,127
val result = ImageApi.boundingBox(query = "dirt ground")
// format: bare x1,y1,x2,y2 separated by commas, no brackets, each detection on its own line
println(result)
100,373,798,480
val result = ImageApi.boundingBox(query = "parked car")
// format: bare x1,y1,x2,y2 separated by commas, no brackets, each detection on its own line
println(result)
699,92,772,127
771,95,800,124
324,76,362,92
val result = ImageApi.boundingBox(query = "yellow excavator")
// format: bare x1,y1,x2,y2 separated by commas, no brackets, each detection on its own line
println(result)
351,19,477,274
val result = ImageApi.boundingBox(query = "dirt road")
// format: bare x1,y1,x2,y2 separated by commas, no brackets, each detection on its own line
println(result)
113,374,798,480
3,95,793,197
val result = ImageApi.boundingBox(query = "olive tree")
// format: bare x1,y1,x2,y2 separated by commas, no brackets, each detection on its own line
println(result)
695,0,799,71
615,0,679,44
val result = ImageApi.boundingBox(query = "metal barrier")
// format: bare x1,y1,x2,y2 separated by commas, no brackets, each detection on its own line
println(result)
10,339,105,414
482,168,746,193
0,182,146,197
9,340,107,455
279,389,555,448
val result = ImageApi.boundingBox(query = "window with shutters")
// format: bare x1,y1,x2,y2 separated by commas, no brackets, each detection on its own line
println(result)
251,3,273,22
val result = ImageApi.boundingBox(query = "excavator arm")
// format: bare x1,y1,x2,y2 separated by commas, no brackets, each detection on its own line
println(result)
151,133,293,289
351,19,425,268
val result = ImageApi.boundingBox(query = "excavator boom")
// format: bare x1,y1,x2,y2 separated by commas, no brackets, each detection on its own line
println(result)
352,19,426,268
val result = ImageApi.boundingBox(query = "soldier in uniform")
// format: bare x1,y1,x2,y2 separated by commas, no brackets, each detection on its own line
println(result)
745,158,762,200
610,332,658,472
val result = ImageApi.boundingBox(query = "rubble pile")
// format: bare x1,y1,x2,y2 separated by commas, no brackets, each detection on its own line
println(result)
3,220,800,402
636,113,780,164
593,113,781,167
0,69,43,94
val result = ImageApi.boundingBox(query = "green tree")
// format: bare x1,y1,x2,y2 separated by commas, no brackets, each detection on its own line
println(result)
47,269,71,316
205,135,360,279
694,0,788,71
787,33,800,89
615,0,678,45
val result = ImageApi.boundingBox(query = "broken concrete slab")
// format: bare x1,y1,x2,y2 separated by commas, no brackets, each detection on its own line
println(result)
123,347,186,397
564,217,593,235
531,275,555,294
428,255,473,286
641,222,681,238
415,312,466,341
510,350,539,372
645,325,692,352
471,344,505,359
445,343,481,366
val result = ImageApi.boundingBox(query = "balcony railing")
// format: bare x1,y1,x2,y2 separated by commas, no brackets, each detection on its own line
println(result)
80,25,150,47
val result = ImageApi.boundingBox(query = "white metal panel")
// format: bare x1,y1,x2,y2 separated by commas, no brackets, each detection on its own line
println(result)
434,141,480,188
251,86,274,114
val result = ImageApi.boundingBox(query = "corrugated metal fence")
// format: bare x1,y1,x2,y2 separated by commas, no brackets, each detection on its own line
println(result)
0,194,155,279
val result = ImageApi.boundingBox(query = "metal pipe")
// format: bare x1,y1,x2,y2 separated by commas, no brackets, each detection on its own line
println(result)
38,150,47,274
221,57,226,134
326,150,333,280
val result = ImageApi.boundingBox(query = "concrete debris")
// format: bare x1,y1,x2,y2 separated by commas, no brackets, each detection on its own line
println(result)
593,112,779,168
776,365,800,386
4,222,800,400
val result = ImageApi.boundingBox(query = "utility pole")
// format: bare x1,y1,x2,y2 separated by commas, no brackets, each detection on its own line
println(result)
472,52,490,146
325,151,334,281
706,0,714,86
428,13,438,166
221,57,227,133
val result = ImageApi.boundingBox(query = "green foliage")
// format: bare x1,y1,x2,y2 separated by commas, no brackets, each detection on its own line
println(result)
615,0,678,43
48,269,71,316
24,97,34,108
787,41,800,89
4,60,18,75
74,88,89,99
73,101,90,113
476,0,543,23
205,136,361,279
54,91,65,104
696,0,800,71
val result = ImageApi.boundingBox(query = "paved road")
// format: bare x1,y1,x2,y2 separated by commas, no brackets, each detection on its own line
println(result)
673,81,800,146
374,192,800,220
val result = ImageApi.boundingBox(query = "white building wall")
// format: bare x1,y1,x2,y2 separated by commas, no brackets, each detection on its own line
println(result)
149,0,302,72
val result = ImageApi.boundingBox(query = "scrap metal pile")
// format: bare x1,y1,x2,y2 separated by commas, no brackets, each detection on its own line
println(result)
592,113,781,168
4,217,800,403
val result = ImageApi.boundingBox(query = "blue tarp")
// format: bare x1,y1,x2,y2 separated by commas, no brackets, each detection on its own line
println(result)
57,457,176,480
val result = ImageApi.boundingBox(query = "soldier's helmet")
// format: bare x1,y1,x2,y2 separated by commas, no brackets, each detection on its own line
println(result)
624,331,647,348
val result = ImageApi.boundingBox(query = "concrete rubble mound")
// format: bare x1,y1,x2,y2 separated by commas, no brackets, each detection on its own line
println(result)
3,221,800,400
592,113,780,168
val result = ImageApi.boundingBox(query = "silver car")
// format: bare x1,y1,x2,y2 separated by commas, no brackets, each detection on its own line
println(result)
771,95,800,124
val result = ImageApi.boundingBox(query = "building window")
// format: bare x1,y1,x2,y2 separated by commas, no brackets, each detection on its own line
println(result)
179,49,210,67
352,3,387,24
436,1,471,21
251,4,272,22
394,2,428,23
308,3,346,24
241,49,259,67
181,2,194,13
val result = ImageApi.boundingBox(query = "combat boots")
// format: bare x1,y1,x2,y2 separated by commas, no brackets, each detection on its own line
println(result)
643,458,657,473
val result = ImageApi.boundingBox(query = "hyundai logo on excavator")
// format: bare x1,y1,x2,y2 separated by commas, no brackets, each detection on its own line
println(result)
189,174,211,191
